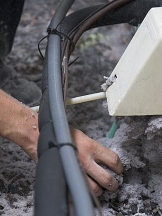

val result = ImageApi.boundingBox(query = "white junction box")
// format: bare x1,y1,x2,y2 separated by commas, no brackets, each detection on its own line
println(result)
106,7,162,116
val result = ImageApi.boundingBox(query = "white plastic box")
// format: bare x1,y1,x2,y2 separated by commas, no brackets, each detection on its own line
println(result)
106,7,162,116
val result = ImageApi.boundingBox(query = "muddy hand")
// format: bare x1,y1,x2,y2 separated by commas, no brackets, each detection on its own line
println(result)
70,128,123,196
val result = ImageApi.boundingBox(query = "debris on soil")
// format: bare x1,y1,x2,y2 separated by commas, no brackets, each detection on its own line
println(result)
1,0,162,215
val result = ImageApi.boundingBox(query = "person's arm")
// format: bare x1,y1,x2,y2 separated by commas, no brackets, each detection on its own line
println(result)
0,89,38,162
0,89,123,196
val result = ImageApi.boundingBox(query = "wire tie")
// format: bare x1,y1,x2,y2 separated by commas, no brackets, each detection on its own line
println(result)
47,27,75,48
49,142,77,151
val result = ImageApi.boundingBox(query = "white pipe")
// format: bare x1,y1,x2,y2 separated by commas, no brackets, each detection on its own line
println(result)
31,92,106,112
66,92,106,105
31,106,39,112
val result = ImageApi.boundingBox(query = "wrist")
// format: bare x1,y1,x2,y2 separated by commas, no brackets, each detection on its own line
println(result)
8,105,39,161
0,90,39,161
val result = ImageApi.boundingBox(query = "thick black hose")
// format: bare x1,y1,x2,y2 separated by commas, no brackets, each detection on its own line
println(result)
35,20,67,216
35,147,67,216
60,0,162,35
47,0,94,215
93,0,162,27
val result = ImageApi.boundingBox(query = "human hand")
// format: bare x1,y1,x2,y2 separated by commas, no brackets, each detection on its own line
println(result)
1,87,122,196
70,128,123,196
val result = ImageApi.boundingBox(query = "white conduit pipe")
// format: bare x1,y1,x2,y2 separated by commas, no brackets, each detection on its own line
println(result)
31,92,106,112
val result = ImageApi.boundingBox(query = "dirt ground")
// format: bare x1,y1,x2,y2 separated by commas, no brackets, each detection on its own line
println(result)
1,0,162,216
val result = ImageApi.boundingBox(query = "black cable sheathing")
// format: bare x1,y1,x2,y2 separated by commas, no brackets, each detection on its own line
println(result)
47,0,94,215
37,122,56,158
34,146,67,216
36,18,67,215
38,89,51,131
41,47,49,93
36,87,67,216
60,0,162,36
49,0,74,28
38,120,77,158
47,30,95,216
93,0,162,27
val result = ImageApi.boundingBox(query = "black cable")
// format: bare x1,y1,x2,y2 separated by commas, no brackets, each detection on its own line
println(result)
35,10,68,215
35,146,67,216
46,0,95,215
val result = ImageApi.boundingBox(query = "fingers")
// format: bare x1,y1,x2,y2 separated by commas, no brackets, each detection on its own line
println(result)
70,128,123,195
93,144,123,174
71,128,123,174
87,176,103,197
85,159,119,192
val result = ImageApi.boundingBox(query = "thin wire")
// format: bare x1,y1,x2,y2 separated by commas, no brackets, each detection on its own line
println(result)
38,27,75,60
38,35,48,60
47,27,75,49
73,0,134,44
68,56,79,67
